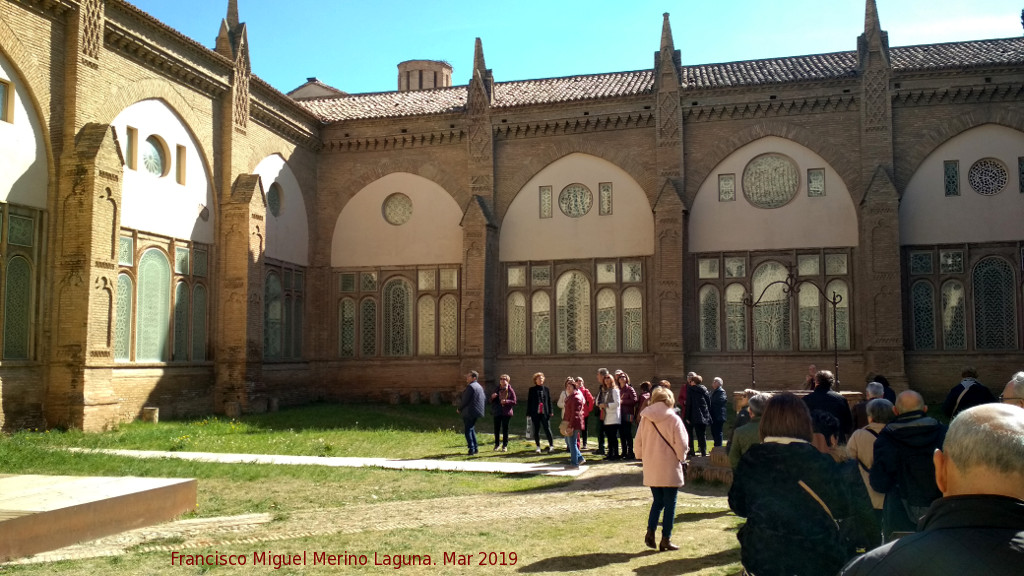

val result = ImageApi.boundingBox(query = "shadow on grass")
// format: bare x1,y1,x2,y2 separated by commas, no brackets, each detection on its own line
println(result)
517,552,648,573
674,509,733,522
633,548,742,576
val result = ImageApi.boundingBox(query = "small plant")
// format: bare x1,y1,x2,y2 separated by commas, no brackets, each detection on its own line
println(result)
169,434,192,451
310,437,333,457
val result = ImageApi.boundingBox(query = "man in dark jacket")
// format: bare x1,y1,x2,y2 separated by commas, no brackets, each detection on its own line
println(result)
841,403,1024,575
942,366,996,419
803,370,853,443
685,374,711,457
457,370,485,455
869,391,946,541
709,377,728,447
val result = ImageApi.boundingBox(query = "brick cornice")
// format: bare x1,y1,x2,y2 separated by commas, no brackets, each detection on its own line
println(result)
323,129,466,153
104,21,230,97
250,100,321,152
493,111,655,140
9,0,74,18
893,82,1024,108
685,94,857,123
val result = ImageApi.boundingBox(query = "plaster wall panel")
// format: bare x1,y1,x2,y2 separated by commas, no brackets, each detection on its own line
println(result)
253,154,309,265
0,54,47,208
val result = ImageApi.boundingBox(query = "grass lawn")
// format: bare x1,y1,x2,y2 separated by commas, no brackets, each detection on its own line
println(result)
0,403,741,575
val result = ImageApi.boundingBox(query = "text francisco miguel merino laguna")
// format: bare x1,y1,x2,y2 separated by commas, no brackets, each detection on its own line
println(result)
170,550,519,569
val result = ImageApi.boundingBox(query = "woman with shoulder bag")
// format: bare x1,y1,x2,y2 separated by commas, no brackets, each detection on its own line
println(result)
635,386,689,551
561,378,586,467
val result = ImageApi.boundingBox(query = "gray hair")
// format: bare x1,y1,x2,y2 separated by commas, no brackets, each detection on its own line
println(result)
748,393,769,417
713,377,723,387
865,381,884,399
597,367,610,376
1008,372,1024,396
943,404,1024,476
866,398,894,425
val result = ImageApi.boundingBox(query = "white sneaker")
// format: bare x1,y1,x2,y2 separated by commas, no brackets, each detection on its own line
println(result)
535,447,542,453
501,446,507,452
493,445,500,451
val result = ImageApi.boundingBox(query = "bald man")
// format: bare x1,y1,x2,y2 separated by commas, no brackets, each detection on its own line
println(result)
840,403,1024,575
869,391,947,541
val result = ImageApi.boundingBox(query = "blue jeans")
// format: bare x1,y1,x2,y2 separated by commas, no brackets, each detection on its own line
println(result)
648,486,679,539
565,430,582,465
463,416,479,453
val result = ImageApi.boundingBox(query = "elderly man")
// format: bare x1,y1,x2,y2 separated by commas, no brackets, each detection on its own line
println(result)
709,377,728,448
840,403,1024,575
852,381,885,430
870,391,946,541
803,370,853,442
1001,371,1024,408
728,393,768,469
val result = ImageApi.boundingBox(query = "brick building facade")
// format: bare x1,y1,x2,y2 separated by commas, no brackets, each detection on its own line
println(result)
0,0,1021,431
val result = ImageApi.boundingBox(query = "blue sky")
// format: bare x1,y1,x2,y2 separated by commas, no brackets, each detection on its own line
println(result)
128,0,1023,95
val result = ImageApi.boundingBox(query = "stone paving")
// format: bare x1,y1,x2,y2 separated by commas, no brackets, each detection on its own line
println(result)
3,452,729,566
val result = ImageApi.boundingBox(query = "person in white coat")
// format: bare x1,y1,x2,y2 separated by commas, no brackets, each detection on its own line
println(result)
599,373,622,460
635,387,689,552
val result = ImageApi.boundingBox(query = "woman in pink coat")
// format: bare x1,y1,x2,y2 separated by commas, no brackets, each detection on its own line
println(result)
635,386,689,552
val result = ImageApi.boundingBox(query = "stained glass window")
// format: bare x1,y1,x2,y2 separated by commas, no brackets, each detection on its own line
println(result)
825,254,848,275
507,292,526,355
726,284,747,351
532,291,551,355
339,298,356,358
382,279,412,356
623,261,642,283
173,281,189,361
622,287,643,353
418,269,436,291
3,256,31,359
418,295,436,356
941,280,966,350
826,280,850,351
193,249,208,277
440,269,459,290
718,174,736,202
799,288,820,351
118,236,134,266
807,168,826,197
596,288,617,353
115,273,133,361
753,261,791,351
743,153,800,209
264,272,283,360
192,284,207,361
142,136,166,177
174,247,189,275
943,160,959,197
725,257,746,278
294,296,303,359
597,262,616,284
361,272,377,291
558,183,593,218
360,298,377,356
972,257,1016,350
136,249,171,362
340,273,356,293
940,250,963,274
798,254,819,276
8,215,33,247
556,271,591,353
968,158,1007,196
267,183,282,217
383,193,413,225
599,182,613,215
911,281,935,350
539,186,552,219
507,266,526,287
699,285,720,351
909,252,933,275
283,295,293,358
439,295,458,355
531,265,551,287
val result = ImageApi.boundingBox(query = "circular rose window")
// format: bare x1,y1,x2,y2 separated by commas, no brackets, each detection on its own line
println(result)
142,136,167,177
383,193,413,225
968,158,1007,196
558,183,593,218
742,153,800,209
267,183,282,217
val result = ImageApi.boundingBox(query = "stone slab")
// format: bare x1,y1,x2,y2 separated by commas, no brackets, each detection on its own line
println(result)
0,475,197,562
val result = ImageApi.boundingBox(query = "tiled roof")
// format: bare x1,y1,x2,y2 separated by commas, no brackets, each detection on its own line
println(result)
297,37,1024,123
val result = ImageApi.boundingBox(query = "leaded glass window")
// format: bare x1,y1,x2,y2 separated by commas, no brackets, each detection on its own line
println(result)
807,168,826,197
699,258,719,279
911,281,935,350
339,298,356,358
726,284,747,352
137,249,171,362
798,254,819,276
943,160,959,196
968,158,1007,196
941,280,966,350
142,136,167,177
264,272,283,360
439,295,458,355
340,273,356,293
383,279,413,356
910,252,933,275
8,215,33,247
596,288,617,353
174,247,189,275
699,285,720,351
825,254,848,275
173,281,189,361
115,273,133,361
383,193,413,226
418,269,436,291
799,288,821,351
508,266,526,287
826,280,850,351
597,262,616,284
539,186,552,219
192,284,207,361
360,298,377,356
940,250,964,274
3,256,31,359
507,292,527,355
418,295,436,356
118,236,134,266
440,269,459,290
743,153,800,209
623,261,642,283
193,249,208,277
283,295,293,358
599,182,613,215
753,261,791,351
972,257,1016,350
267,183,283,217
622,287,643,353
725,257,746,278
531,265,551,287
294,296,303,359
558,183,593,218
361,272,378,291
556,271,591,353
718,174,736,202
532,291,551,355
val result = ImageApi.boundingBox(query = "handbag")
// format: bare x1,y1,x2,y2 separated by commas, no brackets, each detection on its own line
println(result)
559,420,572,437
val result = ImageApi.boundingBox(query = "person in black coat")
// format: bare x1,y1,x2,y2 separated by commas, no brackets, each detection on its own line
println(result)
803,370,853,443
685,374,712,457
526,372,555,453
942,366,996,419
709,377,728,447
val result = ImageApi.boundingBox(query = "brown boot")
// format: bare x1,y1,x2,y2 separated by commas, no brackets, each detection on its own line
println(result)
644,530,656,549
659,537,679,551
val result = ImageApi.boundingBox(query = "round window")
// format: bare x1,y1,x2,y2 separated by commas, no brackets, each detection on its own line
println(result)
742,153,799,209
383,193,413,225
558,183,593,218
267,183,282,217
968,158,1007,196
142,136,167,177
